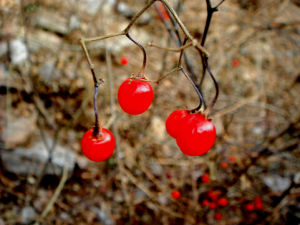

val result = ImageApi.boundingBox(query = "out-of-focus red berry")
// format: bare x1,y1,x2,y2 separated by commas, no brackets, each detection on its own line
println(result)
202,173,210,183
171,190,181,199
254,197,262,203
220,162,228,168
214,212,222,220
232,59,239,67
120,57,129,65
166,172,172,179
208,191,220,201
229,155,235,162
156,2,170,21
218,197,228,207
254,197,263,210
202,199,210,207
255,201,263,210
209,202,217,210
245,203,255,211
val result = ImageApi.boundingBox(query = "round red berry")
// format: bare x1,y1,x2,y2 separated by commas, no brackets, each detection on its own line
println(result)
245,203,255,211
229,155,235,162
208,191,220,201
255,201,263,210
176,113,216,156
165,110,189,138
254,197,263,210
214,212,222,220
81,128,115,162
217,197,228,207
201,173,210,183
171,190,181,199
220,162,228,168
120,57,129,65
202,199,210,207
118,78,153,115
209,202,217,210
232,59,239,67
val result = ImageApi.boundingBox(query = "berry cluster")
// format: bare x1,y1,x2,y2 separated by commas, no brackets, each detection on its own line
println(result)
202,190,228,221
81,75,217,161
166,110,216,156
244,197,263,211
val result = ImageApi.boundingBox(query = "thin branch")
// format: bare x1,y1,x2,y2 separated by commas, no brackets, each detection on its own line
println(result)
34,162,68,225
159,0,208,56
148,41,193,52
180,67,205,112
126,33,147,76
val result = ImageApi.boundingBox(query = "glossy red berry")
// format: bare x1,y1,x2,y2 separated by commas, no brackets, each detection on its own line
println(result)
171,190,181,199
120,57,129,65
201,173,210,183
118,78,153,115
176,113,216,156
218,197,228,207
81,128,115,162
165,110,189,138
214,212,222,220
245,203,255,211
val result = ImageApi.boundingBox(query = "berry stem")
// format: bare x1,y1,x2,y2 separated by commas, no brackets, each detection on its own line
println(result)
180,67,206,112
126,33,147,76
92,81,103,138
148,41,193,52
80,39,104,138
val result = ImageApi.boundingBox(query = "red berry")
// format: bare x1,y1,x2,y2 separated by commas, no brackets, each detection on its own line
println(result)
254,197,262,203
209,202,217,210
208,191,220,201
245,203,255,211
81,128,115,162
220,162,228,168
118,78,153,115
255,201,263,210
254,197,263,210
171,190,181,199
120,57,129,65
232,59,239,67
202,199,210,207
214,212,222,220
156,2,170,21
165,110,189,138
201,173,210,183
166,172,172,179
176,113,216,156
218,197,228,207
229,155,235,162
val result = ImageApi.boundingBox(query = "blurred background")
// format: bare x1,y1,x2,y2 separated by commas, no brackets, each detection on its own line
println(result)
0,0,300,224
